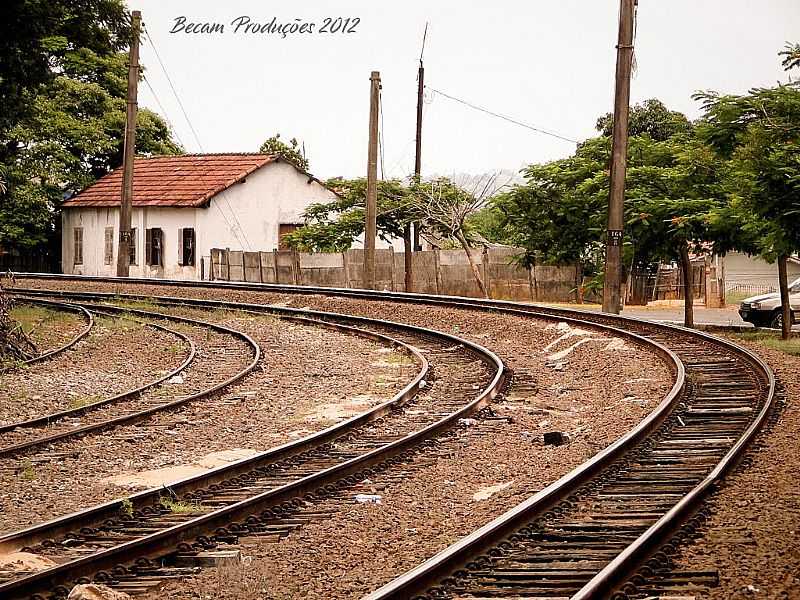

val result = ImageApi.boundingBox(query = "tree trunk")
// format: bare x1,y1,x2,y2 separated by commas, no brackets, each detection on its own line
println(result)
403,224,413,293
778,254,792,340
455,232,488,298
679,246,694,328
575,261,583,304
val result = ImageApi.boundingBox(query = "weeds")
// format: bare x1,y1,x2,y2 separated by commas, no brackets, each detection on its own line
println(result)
733,331,800,357
69,395,101,409
159,496,201,514
19,459,35,481
119,498,134,518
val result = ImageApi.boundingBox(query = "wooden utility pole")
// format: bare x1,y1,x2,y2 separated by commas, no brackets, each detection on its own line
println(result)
116,10,141,278
602,0,636,314
412,25,427,255
363,71,380,290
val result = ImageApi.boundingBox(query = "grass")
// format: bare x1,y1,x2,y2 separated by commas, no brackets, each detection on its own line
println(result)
733,331,800,356
383,351,413,365
98,315,141,332
68,395,101,409
725,291,753,305
119,498,134,518
159,496,201,514
9,305,73,336
19,459,36,481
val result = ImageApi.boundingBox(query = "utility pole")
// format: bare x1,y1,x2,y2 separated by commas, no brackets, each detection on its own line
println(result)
412,24,428,255
363,71,380,290
602,0,636,314
116,10,141,278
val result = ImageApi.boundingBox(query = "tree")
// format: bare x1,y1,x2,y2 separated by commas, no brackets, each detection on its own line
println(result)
596,98,692,142
259,134,309,171
408,176,499,298
696,50,800,339
0,2,181,257
282,178,413,252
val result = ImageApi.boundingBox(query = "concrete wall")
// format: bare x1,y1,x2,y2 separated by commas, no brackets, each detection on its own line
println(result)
61,160,338,279
211,246,580,302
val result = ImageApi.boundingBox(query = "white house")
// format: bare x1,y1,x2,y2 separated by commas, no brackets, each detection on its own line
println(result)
722,251,800,294
61,153,339,280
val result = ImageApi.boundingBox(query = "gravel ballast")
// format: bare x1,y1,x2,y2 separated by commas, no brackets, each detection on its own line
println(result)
0,313,410,534
669,338,800,599
0,316,184,425
8,281,678,600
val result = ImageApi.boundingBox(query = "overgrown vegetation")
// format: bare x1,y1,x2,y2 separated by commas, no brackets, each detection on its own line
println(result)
0,288,38,363
733,330,800,357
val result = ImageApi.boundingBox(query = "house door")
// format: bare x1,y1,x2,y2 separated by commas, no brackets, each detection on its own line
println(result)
278,223,301,251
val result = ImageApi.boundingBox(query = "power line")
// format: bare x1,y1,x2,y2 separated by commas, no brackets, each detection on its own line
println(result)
426,86,579,144
142,25,205,152
141,23,253,251
141,73,186,149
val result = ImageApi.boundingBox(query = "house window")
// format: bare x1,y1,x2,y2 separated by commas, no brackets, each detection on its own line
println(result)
278,223,301,251
73,228,83,265
178,228,195,266
145,228,163,267
104,228,114,265
129,228,137,265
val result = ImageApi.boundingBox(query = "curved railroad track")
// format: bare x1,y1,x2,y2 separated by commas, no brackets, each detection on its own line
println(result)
0,290,507,599
0,301,259,457
7,298,94,368
6,275,777,600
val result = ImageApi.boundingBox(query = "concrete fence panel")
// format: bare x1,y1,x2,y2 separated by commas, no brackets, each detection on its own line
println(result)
275,251,297,284
438,249,484,298
487,247,532,301
243,252,261,283
299,252,347,287
259,251,276,283
228,250,244,282
534,264,576,301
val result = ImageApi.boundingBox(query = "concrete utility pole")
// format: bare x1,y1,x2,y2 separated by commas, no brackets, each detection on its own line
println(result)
116,10,141,278
602,0,636,314
363,71,380,290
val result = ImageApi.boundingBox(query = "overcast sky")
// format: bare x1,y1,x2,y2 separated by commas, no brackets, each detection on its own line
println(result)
133,0,799,180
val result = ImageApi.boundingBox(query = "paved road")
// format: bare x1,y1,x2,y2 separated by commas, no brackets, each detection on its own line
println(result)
542,303,800,331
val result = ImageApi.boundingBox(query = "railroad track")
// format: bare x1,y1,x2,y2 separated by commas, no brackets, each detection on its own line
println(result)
0,301,259,457
0,291,505,599
7,276,777,599
8,298,94,368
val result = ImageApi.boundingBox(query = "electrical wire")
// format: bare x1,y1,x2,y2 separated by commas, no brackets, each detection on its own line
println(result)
141,73,186,149
142,25,205,152
141,22,253,251
425,86,579,144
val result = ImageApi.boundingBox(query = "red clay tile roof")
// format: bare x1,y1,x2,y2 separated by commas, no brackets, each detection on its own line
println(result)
62,153,278,208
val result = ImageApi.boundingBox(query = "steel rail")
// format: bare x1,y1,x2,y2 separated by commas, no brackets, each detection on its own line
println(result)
0,306,197,437
0,300,501,598
0,302,259,457
571,324,777,599
0,308,429,557
8,275,776,599
8,298,94,367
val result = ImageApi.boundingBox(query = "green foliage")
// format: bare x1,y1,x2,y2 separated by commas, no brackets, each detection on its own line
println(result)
282,177,412,251
496,100,726,275
259,134,309,171
0,2,182,253
695,77,800,261
596,98,692,141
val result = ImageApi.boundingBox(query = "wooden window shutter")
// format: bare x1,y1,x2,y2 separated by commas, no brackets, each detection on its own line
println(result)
145,228,153,265
104,228,114,265
177,228,184,266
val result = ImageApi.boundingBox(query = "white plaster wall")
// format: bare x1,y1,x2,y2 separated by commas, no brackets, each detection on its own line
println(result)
724,252,800,286
61,160,338,279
